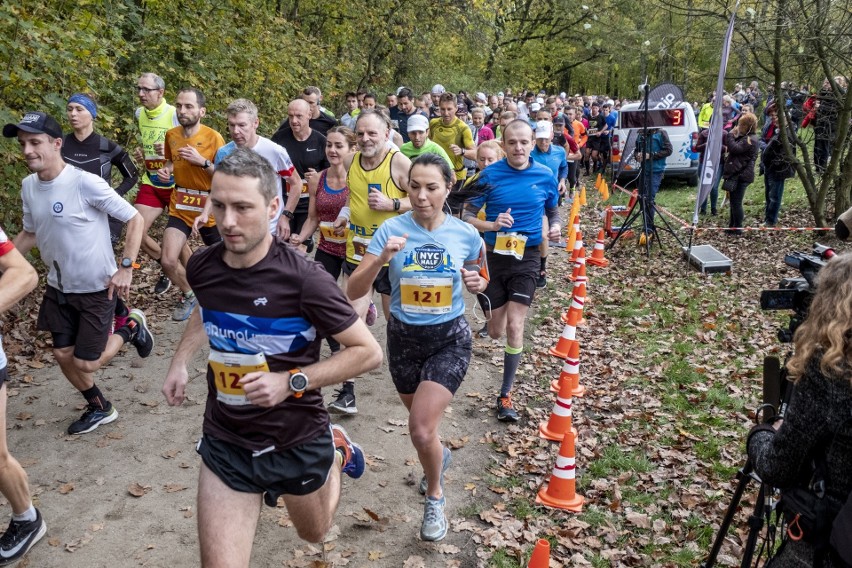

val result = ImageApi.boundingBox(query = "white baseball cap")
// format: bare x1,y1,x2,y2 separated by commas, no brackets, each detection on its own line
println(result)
407,114,429,133
431,84,446,95
535,121,553,138
530,102,542,113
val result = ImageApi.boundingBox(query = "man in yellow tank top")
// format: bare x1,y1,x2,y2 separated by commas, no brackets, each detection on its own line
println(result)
328,110,411,415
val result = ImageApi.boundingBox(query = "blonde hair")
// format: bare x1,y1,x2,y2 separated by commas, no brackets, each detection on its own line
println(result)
734,113,757,143
477,139,505,160
787,253,852,382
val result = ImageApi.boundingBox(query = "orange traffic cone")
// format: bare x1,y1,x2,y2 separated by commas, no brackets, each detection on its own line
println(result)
565,212,579,253
560,287,586,327
601,179,610,201
579,185,587,206
536,431,584,512
566,253,585,282
540,376,577,442
528,539,551,568
587,229,610,268
564,339,586,397
569,231,584,263
549,319,577,359
594,173,603,191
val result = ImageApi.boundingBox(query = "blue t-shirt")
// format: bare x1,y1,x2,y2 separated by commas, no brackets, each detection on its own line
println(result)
367,212,482,326
531,145,567,182
464,158,559,247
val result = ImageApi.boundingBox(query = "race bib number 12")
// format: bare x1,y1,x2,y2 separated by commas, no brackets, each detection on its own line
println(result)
208,350,269,406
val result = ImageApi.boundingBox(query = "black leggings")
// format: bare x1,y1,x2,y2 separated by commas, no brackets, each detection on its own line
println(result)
314,249,344,352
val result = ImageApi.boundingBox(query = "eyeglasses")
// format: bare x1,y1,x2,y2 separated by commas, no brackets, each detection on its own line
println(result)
137,86,160,93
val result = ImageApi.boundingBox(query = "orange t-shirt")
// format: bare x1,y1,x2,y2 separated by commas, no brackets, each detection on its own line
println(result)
571,120,587,148
165,124,225,226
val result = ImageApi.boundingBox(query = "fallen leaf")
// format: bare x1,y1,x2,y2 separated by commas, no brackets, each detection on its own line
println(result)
368,550,385,560
128,482,152,497
164,484,188,493
58,483,74,495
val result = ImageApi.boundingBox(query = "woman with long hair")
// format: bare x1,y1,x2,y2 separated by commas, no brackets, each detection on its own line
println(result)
722,112,758,236
748,253,852,566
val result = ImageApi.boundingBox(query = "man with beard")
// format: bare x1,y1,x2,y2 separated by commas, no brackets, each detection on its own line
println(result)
389,88,426,144
328,110,411,415
155,88,225,321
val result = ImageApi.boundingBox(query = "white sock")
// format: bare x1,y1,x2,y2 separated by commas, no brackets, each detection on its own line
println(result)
12,505,36,523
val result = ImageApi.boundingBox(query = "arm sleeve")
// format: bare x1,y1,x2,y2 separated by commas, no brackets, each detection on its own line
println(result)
462,124,475,148
557,151,568,180
84,174,138,223
545,205,560,228
655,131,673,159
747,373,830,488
112,147,140,197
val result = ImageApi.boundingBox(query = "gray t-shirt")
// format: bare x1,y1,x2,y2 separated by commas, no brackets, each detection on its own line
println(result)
22,165,137,293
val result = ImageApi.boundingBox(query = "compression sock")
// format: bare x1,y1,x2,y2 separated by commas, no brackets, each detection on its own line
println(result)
81,385,109,410
500,345,523,397
12,505,36,523
114,297,129,318
540,256,547,273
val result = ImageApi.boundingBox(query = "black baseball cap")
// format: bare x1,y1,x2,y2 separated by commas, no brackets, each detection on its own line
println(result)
3,111,63,139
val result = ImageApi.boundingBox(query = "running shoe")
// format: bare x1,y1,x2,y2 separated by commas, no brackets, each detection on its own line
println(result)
536,273,547,288
126,309,154,358
365,301,377,326
154,272,172,295
328,385,358,415
331,424,365,479
172,292,198,321
67,404,118,435
0,509,46,565
420,495,448,541
496,396,520,422
419,446,452,495
477,324,489,339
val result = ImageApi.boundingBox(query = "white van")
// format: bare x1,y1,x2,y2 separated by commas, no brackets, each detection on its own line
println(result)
611,101,700,185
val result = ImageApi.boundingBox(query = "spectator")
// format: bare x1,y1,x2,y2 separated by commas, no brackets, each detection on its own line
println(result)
722,113,758,236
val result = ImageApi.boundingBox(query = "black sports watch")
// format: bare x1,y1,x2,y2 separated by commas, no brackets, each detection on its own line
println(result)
281,210,295,220
120,257,140,269
288,368,308,398
201,159,212,169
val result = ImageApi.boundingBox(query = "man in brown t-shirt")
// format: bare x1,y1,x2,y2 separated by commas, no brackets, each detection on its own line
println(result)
162,148,382,564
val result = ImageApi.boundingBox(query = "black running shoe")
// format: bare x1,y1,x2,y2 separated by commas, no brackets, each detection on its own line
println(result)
67,404,118,435
0,509,46,565
127,309,154,358
496,396,520,422
536,273,547,288
154,272,172,295
328,387,357,415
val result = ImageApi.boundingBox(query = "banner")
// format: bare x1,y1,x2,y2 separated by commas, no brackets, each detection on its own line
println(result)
692,2,740,225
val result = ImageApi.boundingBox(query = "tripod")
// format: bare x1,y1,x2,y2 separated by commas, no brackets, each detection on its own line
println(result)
703,356,792,567
607,85,684,257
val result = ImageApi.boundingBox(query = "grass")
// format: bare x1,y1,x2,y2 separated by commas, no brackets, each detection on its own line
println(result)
489,549,521,568
586,445,654,479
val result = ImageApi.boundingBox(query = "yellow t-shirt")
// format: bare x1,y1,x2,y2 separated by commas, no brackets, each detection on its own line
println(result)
346,150,406,265
428,118,474,180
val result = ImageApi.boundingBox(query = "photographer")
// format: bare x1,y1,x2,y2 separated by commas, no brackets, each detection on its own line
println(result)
747,253,852,567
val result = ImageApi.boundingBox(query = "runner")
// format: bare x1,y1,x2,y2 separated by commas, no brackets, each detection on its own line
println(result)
328,110,412,415
0,224,45,564
339,91,360,129
399,114,454,168
162,148,382,565
300,86,338,137
461,120,561,422
156,88,225,321
531,120,568,288
291,126,357,354
5,111,153,435
62,93,140,332
347,154,488,541
585,102,608,175
428,93,475,215
132,73,182,296
194,98,302,238
271,99,329,250
389,88,426,144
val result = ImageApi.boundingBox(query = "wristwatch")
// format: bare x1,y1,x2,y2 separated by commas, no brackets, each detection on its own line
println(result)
201,159,212,169
281,210,294,220
120,257,140,269
288,368,308,398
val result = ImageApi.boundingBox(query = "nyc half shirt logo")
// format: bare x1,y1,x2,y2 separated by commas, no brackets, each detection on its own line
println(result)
402,244,454,273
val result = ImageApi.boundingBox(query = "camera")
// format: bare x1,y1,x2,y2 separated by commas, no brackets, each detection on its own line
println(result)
760,244,835,342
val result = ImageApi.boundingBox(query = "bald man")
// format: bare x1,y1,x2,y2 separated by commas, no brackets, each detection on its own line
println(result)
272,99,330,245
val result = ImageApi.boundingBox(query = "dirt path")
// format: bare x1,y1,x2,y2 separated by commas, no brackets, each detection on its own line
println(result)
6,282,535,567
